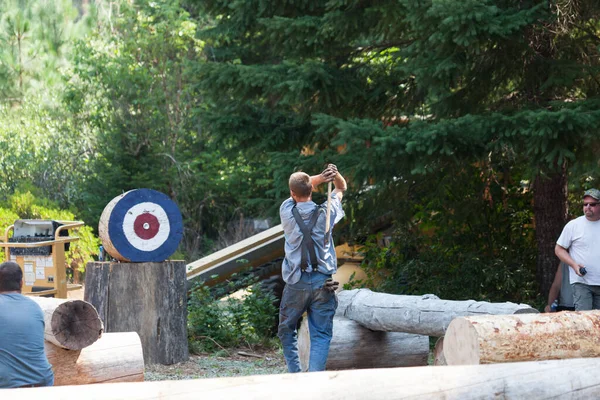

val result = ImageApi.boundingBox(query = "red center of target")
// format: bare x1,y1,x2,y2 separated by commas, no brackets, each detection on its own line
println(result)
133,213,160,240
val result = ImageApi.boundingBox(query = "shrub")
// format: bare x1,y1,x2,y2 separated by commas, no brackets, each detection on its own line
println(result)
187,273,278,353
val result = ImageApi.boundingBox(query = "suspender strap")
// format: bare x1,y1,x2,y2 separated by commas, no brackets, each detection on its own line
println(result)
291,205,321,271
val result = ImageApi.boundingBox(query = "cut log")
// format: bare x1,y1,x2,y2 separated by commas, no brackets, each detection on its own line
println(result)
342,289,538,337
444,310,600,365
298,315,429,370
85,261,188,365
433,337,446,366
46,332,144,386
5,358,600,399
29,297,103,350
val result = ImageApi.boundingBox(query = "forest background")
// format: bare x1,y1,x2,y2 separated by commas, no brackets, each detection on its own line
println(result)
1,0,599,308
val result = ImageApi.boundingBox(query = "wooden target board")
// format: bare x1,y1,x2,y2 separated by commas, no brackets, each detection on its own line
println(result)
99,189,183,262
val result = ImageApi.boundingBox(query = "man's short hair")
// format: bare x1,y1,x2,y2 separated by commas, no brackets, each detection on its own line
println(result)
0,261,23,291
289,172,312,198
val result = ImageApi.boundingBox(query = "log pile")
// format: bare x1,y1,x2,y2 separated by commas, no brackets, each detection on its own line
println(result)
29,297,144,386
295,289,539,370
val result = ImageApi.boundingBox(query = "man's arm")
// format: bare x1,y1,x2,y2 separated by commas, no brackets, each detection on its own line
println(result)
555,244,585,277
310,164,347,200
545,263,562,312
331,169,347,202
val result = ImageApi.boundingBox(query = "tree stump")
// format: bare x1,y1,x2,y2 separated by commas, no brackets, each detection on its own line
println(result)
84,261,188,365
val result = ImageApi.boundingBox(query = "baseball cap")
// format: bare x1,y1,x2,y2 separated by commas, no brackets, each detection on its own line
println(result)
583,189,600,200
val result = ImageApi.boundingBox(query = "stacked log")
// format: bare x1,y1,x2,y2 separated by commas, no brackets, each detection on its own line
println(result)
4,358,600,399
30,297,103,350
444,310,600,365
298,315,429,371
46,332,145,386
341,289,538,337
29,297,144,386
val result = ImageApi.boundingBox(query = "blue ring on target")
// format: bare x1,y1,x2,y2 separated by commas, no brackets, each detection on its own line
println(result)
108,189,183,262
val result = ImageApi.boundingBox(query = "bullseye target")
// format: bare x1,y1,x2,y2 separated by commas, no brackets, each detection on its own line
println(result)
99,189,183,262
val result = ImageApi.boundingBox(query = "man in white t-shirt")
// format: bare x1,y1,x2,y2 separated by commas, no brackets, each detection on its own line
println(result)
555,188,600,310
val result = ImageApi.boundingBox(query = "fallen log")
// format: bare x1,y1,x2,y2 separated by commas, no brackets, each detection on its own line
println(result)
4,358,600,399
342,289,537,336
29,297,103,350
444,310,600,365
298,315,429,370
46,332,145,386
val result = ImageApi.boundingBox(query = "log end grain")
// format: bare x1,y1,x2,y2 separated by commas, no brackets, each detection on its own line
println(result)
51,300,104,350
443,317,480,365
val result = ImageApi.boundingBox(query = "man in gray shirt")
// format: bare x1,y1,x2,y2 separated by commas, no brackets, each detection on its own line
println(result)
278,164,347,372
0,261,54,388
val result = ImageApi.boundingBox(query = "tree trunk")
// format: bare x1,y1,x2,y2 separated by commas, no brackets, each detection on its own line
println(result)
45,332,144,386
341,289,538,337
533,166,568,298
444,310,600,365
84,261,188,365
6,358,600,399
29,297,103,350
298,316,429,371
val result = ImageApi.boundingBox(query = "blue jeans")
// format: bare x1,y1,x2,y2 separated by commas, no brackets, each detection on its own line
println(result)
277,271,338,373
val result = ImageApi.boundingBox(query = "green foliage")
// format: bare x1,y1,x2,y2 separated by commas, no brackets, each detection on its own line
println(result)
64,0,267,259
0,0,93,102
347,160,539,304
187,273,278,353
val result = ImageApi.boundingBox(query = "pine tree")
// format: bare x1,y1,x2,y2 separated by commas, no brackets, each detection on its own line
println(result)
190,0,600,297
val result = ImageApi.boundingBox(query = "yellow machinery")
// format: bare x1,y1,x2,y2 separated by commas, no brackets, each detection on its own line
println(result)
0,220,84,298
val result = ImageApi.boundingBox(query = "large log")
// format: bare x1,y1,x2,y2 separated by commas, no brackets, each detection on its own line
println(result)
29,297,103,350
444,310,600,365
46,332,145,386
85,261,188,365
342,289,538,336
298,315,429,370
4,358,600,399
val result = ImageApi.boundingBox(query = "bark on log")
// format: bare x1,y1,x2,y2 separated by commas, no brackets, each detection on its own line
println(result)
298,315,429,370
45,332,144,386
29,297,103,350
433,337,446,366
85,261,188,365
444,310,600,365
5,358,600,399
342,289,538,337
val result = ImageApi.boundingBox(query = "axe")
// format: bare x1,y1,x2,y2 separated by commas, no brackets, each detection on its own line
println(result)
325,181,332,245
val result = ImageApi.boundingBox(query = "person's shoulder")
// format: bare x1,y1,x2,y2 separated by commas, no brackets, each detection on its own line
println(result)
279,198,294,213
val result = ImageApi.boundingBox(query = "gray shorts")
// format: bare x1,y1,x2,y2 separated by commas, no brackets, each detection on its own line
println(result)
571,283,600,310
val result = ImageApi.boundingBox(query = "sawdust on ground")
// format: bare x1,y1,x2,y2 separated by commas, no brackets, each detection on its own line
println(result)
145,348,287,381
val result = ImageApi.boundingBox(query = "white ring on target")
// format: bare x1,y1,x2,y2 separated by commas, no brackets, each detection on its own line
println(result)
122,202,170,252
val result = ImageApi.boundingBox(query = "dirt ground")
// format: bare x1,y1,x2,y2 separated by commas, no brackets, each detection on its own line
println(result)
145,349,287,381
68,287,287,380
